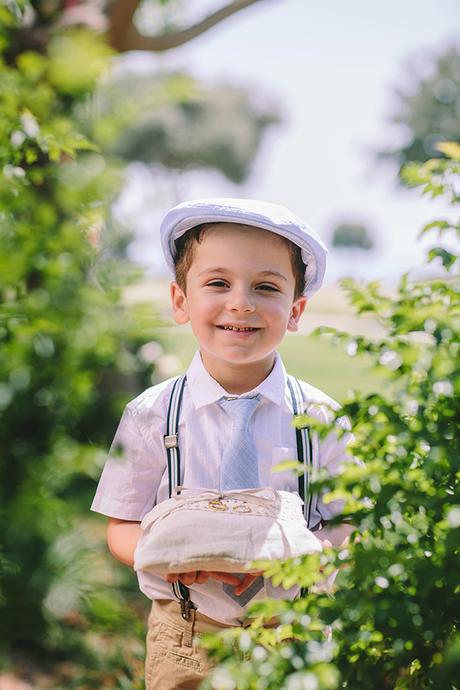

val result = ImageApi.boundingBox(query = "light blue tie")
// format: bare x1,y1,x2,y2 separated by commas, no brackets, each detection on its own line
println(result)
218,395,261,490
218,395,264,605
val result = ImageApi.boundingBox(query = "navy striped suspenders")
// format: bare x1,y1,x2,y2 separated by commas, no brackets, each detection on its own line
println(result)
163,375,191,618
163,374,315,524
286,375,315,528
164,374,186,499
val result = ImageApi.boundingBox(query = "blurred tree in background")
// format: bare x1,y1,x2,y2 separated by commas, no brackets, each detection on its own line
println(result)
331,222,374,251
96,71,279,184
379,46,460,171
9,0,265,55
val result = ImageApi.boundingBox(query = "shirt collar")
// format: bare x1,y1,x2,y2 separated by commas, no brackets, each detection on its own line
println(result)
186,350,287,409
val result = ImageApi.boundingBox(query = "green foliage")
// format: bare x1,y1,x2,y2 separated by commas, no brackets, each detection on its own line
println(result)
199,151,460,689
0,8,160,661
379,46,460,170
47,29,114,96
331,223,374,250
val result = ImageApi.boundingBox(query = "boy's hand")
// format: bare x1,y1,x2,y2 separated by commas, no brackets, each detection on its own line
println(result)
166,571,241,587
231,572,264,595
166,570,263,594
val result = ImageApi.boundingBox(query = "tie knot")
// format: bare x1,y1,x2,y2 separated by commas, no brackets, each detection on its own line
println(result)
218,395,260,427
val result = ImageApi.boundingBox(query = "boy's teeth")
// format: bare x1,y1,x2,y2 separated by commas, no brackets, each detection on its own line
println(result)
222,326,253,331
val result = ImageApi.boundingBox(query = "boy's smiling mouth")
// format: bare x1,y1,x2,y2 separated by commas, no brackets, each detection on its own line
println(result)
216,324,260,332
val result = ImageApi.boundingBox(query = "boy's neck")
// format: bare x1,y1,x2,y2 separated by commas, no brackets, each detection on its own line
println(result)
200,351,276,395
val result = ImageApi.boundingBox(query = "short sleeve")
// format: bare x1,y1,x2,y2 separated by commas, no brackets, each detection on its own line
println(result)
316,414,357,521
90,404,166,521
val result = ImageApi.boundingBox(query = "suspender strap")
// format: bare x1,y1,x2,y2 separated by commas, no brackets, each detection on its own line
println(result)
287,376,315,598
287,375,314,528
164,375,187,499
164,375,193,617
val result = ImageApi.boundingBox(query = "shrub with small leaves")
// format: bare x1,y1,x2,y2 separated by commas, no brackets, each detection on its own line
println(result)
0,3,160,659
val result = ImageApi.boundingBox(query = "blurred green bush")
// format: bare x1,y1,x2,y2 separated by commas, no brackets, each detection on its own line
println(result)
0,6,160,662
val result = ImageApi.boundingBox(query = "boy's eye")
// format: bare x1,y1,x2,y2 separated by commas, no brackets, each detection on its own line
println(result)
205,281,279,291
206,280,228,288
256,284,279,292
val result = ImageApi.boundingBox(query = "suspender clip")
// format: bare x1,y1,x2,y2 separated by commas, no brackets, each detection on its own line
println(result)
164,433,179,449
180,597,196,621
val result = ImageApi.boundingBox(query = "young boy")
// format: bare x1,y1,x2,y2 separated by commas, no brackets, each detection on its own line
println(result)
91,198,354,690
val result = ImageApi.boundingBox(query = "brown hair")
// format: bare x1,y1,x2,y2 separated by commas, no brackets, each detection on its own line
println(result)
174,223,306,299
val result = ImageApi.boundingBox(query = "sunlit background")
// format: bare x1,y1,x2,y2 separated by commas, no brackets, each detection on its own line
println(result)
113,0,460,285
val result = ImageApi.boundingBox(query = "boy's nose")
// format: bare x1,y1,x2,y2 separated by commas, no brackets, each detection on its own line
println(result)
226,288,256,312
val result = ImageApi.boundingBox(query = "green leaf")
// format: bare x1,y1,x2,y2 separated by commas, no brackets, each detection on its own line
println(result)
427,247,458,270
437,141,460,160
271,459,305,474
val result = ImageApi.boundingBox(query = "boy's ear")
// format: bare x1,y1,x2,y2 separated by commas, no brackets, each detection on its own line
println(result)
287,296,307,333
170,281,190,324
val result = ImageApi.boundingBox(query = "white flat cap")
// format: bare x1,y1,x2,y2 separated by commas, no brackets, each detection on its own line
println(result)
160,197,327,298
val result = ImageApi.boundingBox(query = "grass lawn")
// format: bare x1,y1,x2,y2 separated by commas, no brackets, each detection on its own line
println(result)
161,329,382,403
278,332,382,400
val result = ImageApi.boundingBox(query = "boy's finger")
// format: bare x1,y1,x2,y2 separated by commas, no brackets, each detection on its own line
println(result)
179,571,198,586
207,571,241,586
195,571,210,584
233,574,260,596
165,573,179,583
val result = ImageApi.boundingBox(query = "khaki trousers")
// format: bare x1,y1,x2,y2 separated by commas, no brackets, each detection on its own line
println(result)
145,599,236,690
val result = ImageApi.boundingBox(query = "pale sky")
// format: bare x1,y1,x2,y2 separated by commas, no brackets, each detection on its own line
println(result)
114,0,459,288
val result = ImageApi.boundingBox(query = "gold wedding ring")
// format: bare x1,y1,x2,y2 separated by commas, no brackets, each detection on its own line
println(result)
208,499,228,511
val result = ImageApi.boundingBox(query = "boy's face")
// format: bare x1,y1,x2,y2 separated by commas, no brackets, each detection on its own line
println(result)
170,223,307,383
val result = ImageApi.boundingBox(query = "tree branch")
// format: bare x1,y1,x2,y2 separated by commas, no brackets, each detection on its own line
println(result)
108,0,267,53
